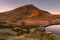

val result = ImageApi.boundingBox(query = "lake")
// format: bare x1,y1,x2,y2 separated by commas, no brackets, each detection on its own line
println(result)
46,25,60,36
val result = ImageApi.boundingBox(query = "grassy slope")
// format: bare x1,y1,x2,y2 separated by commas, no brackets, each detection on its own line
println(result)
7,29,60,40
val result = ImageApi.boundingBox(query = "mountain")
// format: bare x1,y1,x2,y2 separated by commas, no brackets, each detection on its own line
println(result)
0,4,60,26
0,4,51,20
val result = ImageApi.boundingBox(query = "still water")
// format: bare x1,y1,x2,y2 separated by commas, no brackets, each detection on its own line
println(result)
46,25,60,36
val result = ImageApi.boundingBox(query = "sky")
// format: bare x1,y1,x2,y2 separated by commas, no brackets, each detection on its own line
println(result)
0,0,60,14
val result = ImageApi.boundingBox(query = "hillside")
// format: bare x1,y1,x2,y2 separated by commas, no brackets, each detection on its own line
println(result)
0,4,60,26
0,27,60,40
